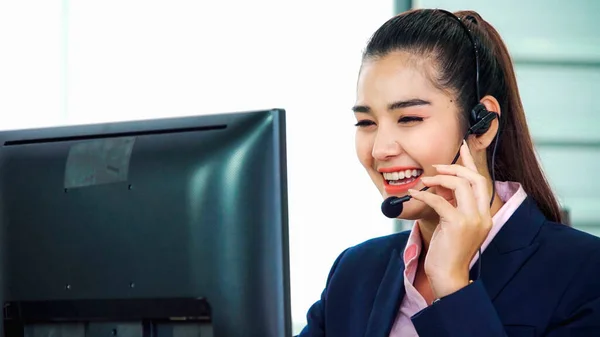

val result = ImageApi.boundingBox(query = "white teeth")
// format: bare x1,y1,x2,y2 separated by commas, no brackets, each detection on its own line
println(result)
382,169,422,181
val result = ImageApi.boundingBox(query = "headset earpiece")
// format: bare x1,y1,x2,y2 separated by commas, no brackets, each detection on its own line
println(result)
468,103,497,135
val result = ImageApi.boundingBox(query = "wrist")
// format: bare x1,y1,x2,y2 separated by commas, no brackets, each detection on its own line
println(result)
429,272,470,299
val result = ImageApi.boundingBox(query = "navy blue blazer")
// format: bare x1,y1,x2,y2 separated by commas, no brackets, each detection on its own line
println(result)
297,196,600,336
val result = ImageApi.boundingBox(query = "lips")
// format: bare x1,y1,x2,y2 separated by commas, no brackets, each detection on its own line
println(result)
378,167,423,194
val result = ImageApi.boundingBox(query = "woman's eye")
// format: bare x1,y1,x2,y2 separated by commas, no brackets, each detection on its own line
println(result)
354,120,376,127
398,116,423,124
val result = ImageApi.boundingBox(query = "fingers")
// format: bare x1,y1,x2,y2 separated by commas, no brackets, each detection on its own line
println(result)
420,175,478,216
459,140,478,172
414,140,492,226
408,188,461,223
431,164,490,216
431,141,491,216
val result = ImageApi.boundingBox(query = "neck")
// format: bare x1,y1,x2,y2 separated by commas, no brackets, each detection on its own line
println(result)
418,181,505,252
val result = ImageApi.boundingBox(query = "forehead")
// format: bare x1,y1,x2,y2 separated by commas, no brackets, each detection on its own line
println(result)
356,51,444,103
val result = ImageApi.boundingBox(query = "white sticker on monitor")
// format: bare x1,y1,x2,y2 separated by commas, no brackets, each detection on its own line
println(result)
64,137,135,189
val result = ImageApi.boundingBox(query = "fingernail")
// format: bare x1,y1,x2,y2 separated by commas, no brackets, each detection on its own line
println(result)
432,164,446,168
463,139,468,146
408,189,418,194
420,177,430,183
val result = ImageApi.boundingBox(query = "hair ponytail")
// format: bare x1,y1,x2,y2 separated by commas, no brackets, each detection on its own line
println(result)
364,9,563,223
459,11,563,223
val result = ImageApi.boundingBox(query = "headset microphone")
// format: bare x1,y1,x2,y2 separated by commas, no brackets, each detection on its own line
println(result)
380,179,434,219
381,194,411,219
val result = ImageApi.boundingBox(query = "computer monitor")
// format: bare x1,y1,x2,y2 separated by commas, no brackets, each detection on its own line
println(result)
0,109,291,337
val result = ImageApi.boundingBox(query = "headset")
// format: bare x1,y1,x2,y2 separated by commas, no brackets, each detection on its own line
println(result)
380,9,503,281
441,9,501,209
445,10,499,138
443,10,501,207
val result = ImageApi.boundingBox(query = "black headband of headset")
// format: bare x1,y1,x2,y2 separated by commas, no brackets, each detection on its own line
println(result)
437,9,481,101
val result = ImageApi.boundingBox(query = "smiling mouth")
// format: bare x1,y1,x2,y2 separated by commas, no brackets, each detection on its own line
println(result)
382,169,423,186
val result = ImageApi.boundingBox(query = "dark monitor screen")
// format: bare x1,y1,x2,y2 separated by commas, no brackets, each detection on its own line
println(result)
0,109,291,337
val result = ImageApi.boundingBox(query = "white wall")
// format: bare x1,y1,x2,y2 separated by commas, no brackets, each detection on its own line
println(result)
0,1,396,334
0,1,66,129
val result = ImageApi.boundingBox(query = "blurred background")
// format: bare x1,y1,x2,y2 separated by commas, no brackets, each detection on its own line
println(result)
0,0,598,335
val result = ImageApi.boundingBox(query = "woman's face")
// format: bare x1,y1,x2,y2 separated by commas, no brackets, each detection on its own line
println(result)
354,51,464,220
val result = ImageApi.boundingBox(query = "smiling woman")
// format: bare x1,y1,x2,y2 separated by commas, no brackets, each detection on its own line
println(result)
353,51,467,221
297,8,600,337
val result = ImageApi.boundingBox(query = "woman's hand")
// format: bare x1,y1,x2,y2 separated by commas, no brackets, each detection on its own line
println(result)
408,140,493,299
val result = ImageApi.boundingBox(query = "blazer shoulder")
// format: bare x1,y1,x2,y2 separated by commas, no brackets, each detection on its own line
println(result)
534,219,600,291
331,231,410,272
537,221,600,322
539,220,600,257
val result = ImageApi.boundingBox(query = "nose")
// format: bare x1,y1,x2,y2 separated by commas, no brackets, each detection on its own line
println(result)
371,127,402,161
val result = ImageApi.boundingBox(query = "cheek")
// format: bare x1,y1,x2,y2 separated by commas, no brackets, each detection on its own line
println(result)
431,130,460,160
404,127,457,169
355,132,374,167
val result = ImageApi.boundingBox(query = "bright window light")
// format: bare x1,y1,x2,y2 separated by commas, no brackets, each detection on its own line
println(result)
0,1,396,334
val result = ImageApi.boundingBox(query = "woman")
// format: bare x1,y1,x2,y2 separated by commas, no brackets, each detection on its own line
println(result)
298,8,600,337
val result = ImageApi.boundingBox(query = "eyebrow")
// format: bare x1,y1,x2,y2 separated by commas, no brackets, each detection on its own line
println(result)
352,98,431,113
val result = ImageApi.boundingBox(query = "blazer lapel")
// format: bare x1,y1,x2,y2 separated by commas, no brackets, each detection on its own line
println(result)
472,196,545,300
361,196,546,336
364,248,406,337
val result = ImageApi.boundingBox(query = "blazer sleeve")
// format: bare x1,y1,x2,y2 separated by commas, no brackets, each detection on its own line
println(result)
410,280,507,337
296,248,349,337
410,247,600,337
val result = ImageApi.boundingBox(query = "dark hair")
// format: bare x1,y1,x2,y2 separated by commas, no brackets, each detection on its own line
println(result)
362,9,562,223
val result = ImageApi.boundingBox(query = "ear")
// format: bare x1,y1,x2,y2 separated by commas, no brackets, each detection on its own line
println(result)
468,95,501,151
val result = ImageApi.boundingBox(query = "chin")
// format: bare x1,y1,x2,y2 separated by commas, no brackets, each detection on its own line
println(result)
396,198,432,221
